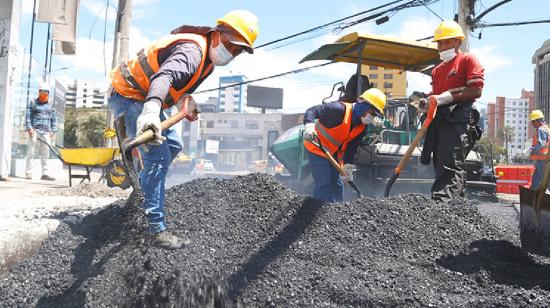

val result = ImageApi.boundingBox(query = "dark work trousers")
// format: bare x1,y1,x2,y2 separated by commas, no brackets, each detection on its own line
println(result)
307,150,343,203
431,117,473,202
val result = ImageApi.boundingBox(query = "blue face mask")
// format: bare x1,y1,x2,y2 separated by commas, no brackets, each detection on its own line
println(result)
352,103,371,119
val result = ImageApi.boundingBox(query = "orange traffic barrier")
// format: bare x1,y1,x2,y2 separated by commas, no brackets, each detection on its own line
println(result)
495,165,535,194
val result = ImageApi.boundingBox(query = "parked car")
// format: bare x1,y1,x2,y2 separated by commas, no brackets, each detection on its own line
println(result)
191,159,216,174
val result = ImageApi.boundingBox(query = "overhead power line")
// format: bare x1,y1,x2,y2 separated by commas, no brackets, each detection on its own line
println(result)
194,62,335,94
473,0,512,23
474,19,550,29
256,0,442,49
255,0,410,49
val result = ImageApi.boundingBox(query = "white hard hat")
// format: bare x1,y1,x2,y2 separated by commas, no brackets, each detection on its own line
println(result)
38,81,50,92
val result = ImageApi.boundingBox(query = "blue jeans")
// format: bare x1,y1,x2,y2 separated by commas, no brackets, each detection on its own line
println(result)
109,93,183,234
307,151,343,203
532,160,550,190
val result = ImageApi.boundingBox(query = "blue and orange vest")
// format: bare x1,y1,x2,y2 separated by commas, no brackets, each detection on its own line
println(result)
530,124,550,160
304,103,366,165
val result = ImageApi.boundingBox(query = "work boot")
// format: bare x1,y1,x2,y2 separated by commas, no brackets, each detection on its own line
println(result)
150,231,190,250
41,175,56,181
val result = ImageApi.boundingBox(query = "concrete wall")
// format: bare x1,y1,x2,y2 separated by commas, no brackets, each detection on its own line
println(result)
0,0,21,178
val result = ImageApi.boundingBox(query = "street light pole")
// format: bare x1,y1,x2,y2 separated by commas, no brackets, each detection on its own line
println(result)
458,0,475,52
105,0,132,147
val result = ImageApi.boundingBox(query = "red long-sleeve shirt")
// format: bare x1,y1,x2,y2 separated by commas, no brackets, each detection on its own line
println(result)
431,51,484,122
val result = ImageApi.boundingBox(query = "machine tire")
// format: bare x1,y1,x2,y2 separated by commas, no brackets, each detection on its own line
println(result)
106,160,131,190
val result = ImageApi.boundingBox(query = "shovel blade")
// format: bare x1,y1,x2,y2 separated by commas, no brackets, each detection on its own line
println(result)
519,185,550,257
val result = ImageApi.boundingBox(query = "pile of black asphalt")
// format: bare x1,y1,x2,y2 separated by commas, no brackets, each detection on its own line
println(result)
1,173,550,307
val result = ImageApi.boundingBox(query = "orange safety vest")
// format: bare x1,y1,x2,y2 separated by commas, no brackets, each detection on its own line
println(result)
304,103,366,165
110,33,214,109
530,124,550,160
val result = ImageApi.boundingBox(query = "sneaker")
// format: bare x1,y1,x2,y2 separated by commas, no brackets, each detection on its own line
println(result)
25,174,32,180
149,231,190,250
41,175,56,181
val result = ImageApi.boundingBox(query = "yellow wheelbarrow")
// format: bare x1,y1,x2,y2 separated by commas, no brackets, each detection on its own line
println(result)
37,136,130,189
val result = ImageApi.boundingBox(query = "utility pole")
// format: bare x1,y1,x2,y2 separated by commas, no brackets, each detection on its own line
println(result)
106,0,132,146
458,0,475,52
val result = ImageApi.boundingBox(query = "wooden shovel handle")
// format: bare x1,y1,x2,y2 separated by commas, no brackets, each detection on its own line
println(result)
122,96,192,151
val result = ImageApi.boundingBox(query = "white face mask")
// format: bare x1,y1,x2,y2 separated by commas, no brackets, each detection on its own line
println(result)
439,48,457,63
361,113,374,125
209,42,234,66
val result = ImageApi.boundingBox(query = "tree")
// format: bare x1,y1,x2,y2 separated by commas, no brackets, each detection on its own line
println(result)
63,108,107,148
78,114,106,147
477,136,505,166
497,126,515,164
63,109,79,148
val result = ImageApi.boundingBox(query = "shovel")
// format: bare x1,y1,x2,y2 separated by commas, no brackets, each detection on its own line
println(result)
117,96,195,193
384,96,438,197
519,147,550,257
311,135,362,198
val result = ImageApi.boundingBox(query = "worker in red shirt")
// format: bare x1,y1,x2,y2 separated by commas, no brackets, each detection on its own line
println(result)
422,20,485,201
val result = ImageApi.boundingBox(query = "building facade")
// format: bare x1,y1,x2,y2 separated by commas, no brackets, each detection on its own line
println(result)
65,79,108,108
362,65,407,98
533,39,550,119
218,75,246,112
486,90,536,159
193,113,283,171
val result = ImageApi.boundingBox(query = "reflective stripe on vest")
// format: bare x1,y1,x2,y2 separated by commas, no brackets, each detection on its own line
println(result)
304,103,366,164
110,33,213,108
530,124,550,160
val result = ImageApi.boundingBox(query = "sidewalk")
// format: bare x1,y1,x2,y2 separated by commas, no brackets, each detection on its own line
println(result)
0,166,128,276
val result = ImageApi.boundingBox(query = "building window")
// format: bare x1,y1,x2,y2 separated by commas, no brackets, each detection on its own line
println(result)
369,65,378,70
384,82,393,89
369,74,378,79
384,74,393,79
231,121,239,128
245,121,259,129
206,121,214,128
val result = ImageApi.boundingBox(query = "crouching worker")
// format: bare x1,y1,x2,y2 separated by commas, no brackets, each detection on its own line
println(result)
108,10,259,249
302,83,386,203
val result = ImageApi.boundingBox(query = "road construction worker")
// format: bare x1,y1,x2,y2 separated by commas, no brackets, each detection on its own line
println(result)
108,10,259,249
529,110,550,190
420,20,485,202
303,78,385,203
25,81,57,181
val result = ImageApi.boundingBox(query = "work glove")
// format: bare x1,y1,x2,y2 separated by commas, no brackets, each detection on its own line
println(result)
371,116,385,127
136,99,165,145
303,123,317,141
430,91,454,106
342,163,355,182
185,99,200,122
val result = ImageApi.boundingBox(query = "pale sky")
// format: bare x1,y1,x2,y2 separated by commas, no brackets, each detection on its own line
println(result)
18,0,550,113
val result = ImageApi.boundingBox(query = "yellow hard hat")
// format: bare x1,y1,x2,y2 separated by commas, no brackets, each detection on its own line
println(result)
530,109,545,122
359,88,386,115
217,10,259,53
433,20,465,42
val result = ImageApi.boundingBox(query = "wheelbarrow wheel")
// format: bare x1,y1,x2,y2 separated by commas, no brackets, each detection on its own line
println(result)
106,160,131,190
